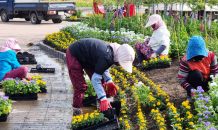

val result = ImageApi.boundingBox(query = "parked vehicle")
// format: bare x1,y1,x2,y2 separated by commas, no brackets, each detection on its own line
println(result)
0,0,76,24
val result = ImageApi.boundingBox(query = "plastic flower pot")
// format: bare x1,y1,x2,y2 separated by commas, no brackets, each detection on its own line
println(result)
103,108,116,120
110,101,121,117
24,57,29,62
0,113,10,122
39,87,47,93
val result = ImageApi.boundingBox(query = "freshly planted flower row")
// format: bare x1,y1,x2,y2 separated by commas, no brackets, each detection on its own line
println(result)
111,65,199,130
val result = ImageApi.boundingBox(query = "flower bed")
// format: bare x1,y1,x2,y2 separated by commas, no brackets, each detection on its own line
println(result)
1,78,40,100
110,65,201,130
0,95,12,122
45,23,146,52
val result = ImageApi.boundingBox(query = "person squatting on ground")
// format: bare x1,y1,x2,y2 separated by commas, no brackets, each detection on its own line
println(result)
135,14,170,66
178,36,218,102
0,38,31,83
66,38,135,116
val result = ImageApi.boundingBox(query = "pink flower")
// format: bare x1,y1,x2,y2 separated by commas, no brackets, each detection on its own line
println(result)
169,7,171,16
175,16,178,21
95,23,96,28
201,23,204,31
112,19,115,24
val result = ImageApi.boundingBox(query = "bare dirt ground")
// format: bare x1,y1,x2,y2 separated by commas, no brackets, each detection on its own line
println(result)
0,18,78,45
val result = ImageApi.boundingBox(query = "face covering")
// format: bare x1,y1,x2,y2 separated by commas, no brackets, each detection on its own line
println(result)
151,24,156,29
192,56,205,62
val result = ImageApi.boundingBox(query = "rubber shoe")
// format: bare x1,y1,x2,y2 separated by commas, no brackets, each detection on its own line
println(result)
136,63,141,67
73,108,83,116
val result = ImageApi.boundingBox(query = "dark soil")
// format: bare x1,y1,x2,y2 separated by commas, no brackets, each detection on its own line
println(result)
132,58,188,130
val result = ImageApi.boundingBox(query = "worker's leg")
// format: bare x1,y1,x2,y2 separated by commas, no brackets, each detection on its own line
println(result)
66,48,87,116
3,66,28,80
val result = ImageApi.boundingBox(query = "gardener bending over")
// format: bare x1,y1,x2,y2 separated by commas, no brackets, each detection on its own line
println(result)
66,38,135,116
178,36,218,102
135,14,170,66
0,38,31,83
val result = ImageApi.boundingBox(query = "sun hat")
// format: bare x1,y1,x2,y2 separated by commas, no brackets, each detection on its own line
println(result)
186,36,208,61
116,44,135,73
0,38,21,52
145,14,167,30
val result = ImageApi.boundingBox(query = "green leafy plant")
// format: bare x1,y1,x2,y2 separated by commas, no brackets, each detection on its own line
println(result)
83,79,96,99
1,78,40,94
0,95,12,116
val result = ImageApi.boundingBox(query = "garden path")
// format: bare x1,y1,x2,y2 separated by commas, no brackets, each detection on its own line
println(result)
0,44,96,130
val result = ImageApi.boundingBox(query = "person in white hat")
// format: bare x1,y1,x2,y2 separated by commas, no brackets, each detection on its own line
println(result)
135,14,170,66
66,38,135,116
0,38,31,83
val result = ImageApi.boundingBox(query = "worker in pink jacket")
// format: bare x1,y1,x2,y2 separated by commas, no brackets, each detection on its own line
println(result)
0,38,31,83
135,14,170,66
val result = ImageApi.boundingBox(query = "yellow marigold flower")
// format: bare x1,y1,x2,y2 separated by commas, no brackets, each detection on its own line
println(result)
189,122,194,125
119,117,122,121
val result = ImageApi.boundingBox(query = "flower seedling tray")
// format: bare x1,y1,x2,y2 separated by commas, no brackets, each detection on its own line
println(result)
5,92,38,100
30,68,55,73
82,96,97,107
143,63,171,71
39,87,47,93
75,116,120,130
0,113,10,122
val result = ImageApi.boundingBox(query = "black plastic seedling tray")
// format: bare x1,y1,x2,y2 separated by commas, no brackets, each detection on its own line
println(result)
18,59,37,65
82,96,97,107
5,92,38,100
39,88,47,93
30,68,55,73
16,52,35,58
73,111,119,130
0,113,10,122
142,64,171,71
82,118,119,130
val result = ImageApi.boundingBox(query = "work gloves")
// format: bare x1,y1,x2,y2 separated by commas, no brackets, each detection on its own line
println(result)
100,97,112,112
150,53,158,59
106,80,118,97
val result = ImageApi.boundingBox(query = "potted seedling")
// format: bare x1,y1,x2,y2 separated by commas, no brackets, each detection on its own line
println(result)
0,95,12,122
31,75,47,93
1,78,40,100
